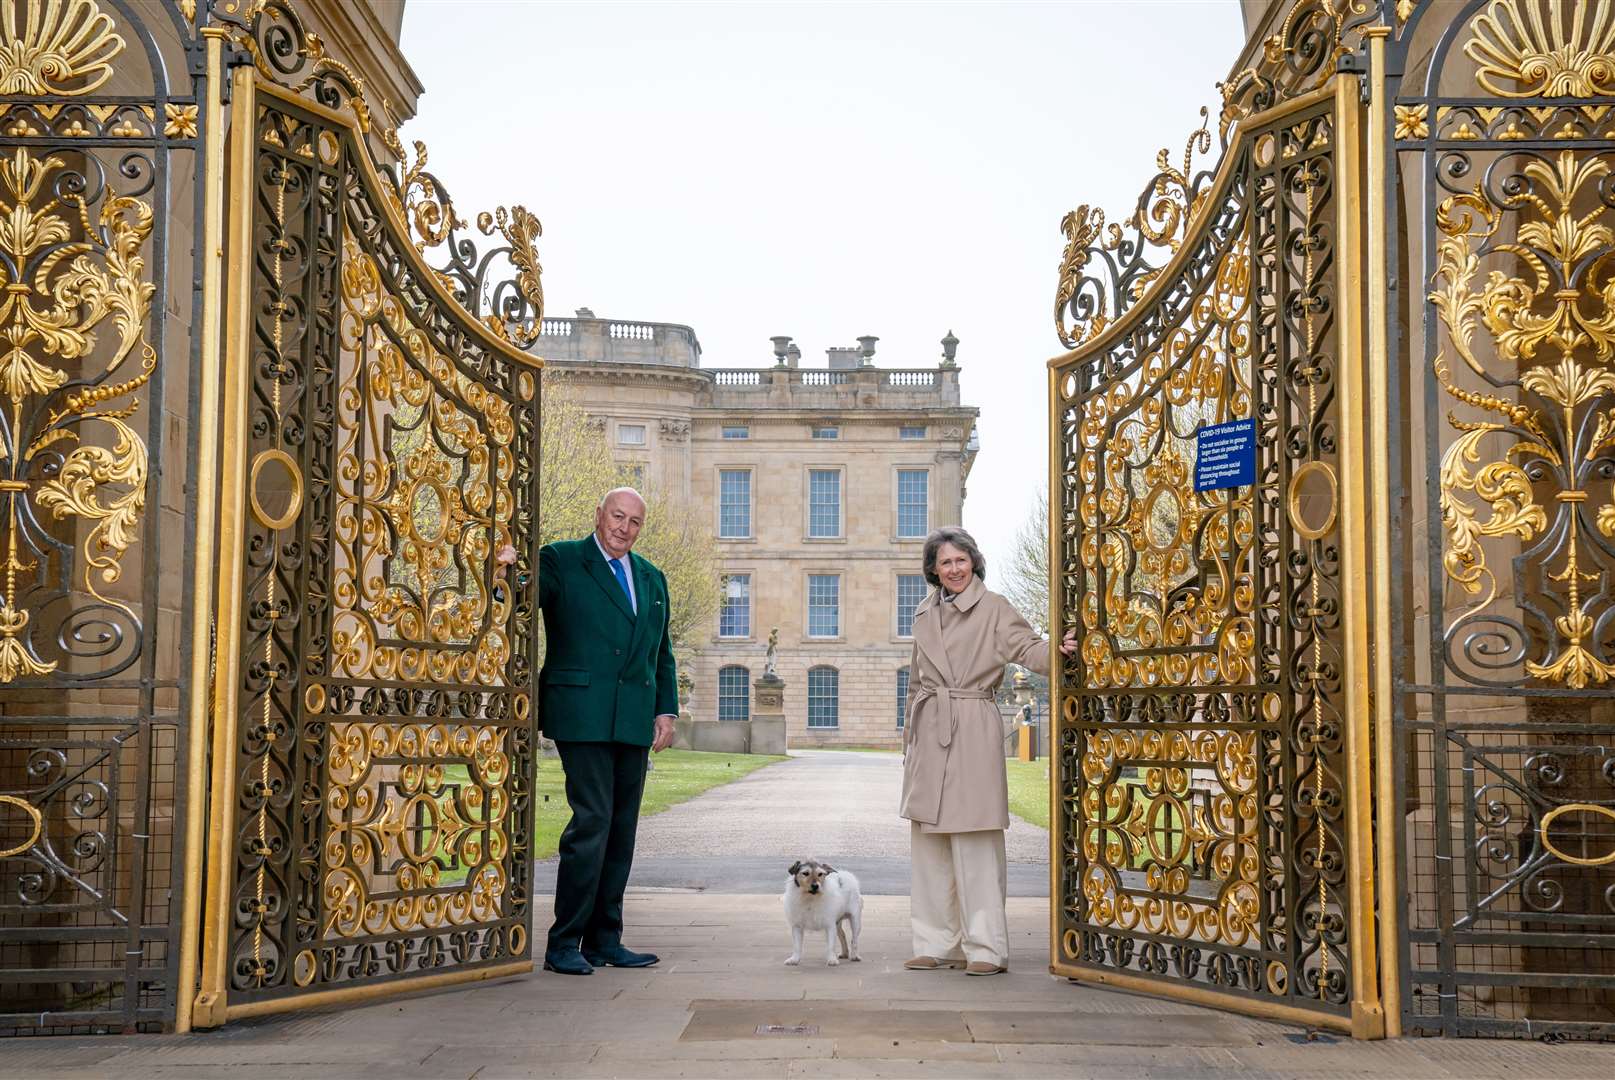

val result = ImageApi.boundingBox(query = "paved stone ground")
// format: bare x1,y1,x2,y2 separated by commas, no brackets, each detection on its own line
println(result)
9,751,1614,1077
7,894,1614,1079
536,750,1051,896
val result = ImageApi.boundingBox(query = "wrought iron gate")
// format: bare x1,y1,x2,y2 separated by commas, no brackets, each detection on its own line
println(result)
1383,0,1615,1039
0,0,211,1035
190,2,544,1026
1049,3,1383,1035
1053,0,1615,1042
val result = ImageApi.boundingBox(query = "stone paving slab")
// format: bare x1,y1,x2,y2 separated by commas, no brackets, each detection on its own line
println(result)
962,1011,1249,1046
681,1002,973,1042
6,894,1615,1079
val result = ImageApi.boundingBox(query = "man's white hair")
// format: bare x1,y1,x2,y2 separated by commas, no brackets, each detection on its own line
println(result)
597,486,646,511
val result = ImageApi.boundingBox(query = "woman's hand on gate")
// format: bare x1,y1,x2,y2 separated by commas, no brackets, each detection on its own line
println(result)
1058,628,1078,657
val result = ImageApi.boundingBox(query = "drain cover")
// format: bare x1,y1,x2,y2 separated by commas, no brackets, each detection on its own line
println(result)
755,1024,819,1037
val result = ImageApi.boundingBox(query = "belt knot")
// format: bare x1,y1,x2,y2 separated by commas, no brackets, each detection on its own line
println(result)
912,684,993,748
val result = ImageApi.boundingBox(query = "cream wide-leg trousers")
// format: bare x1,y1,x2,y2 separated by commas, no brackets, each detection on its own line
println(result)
909,822,1009,966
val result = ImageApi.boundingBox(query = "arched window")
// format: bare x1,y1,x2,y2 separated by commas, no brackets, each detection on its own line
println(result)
896,667,910,728
807,666,839,729
718,665,750,722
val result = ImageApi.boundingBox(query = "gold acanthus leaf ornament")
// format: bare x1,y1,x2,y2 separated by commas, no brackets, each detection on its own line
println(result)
1439,424,1548,602
1430,148,1615,688
1466,0,1615,99
1054,204,1109,349
0,0,125,96
478,205,544,345
0,144,156,683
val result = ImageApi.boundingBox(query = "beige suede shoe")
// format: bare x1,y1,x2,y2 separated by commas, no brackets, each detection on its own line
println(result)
964,961,1008,976
903,955,966,970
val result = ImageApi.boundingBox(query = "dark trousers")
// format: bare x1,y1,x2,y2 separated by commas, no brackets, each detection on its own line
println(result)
547,739,649,955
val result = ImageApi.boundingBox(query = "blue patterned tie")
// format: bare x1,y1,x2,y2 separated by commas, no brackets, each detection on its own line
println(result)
609,556,635,613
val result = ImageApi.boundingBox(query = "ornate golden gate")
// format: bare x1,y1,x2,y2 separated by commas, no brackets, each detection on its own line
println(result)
1049,3,1383,1036
189,2,545,1027
1382,0,1615,1039
1053,0,1615,1041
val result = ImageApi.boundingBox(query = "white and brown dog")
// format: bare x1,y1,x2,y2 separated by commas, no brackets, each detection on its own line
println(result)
782,860,862,967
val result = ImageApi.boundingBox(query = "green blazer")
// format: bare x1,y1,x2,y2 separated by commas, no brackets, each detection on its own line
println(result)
537,536,678,746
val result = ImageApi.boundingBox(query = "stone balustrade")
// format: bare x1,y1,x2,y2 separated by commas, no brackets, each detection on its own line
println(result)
532,314,703,367
700,365,961,408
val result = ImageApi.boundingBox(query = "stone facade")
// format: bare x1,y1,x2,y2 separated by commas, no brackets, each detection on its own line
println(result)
537,314,979,748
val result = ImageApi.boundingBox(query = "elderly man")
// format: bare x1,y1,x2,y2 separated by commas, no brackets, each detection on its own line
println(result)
537,488,678,975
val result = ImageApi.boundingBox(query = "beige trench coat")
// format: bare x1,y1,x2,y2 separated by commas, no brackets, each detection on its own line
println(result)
899,575,1051,833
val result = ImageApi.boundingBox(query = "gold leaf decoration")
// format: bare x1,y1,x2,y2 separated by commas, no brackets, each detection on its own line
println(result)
478,205,544,345
1438,425,1547,600
1394,103,1429,140
163,103,197,139
1466,0,1615,98
0,144,156,681
0,0,125,96
1431,148,1615,687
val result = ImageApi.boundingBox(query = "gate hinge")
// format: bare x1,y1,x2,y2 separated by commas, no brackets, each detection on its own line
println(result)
1338,48,1371,104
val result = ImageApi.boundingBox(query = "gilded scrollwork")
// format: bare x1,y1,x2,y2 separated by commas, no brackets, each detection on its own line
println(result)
224,81,537,1004
323,722,512,939
1052,1,1388,354
1430,150,1615,687
220,0,546,336
1054,89,1350,1014
1054,111,1221,350
334,236,514,685
0,143,157,682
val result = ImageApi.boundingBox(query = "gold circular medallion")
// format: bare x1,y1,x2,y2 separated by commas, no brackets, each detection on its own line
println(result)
0,795,42,859
508,924,527,956
1286,460,1339,540
248,448,304,531
304,683,327,716
1538,803,1615,867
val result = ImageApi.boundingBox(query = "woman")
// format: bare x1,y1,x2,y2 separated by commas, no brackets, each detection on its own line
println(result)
900,526,1076,976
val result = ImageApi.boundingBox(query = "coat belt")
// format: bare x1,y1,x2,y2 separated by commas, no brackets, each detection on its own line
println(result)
912,685,994,749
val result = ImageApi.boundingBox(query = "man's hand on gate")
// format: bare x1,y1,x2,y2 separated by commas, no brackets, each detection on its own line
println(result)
652,713,677,753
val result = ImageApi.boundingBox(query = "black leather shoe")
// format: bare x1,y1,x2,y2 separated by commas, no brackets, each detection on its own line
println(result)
542,948,594,976
582,944,659,968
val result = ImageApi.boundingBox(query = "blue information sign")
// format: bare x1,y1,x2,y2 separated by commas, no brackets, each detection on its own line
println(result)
1194,418,1256,492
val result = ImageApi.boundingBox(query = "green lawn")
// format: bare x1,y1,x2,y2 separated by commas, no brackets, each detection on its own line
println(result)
1004,758,1052,830
532,749,785,860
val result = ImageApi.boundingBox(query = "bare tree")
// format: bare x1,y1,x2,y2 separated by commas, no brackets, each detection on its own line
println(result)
1000,486,1049,635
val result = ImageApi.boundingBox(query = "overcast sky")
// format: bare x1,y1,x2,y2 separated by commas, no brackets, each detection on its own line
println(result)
400,0,1245,584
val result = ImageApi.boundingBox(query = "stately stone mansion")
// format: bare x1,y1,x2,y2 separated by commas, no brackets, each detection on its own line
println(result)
537,312,980,747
